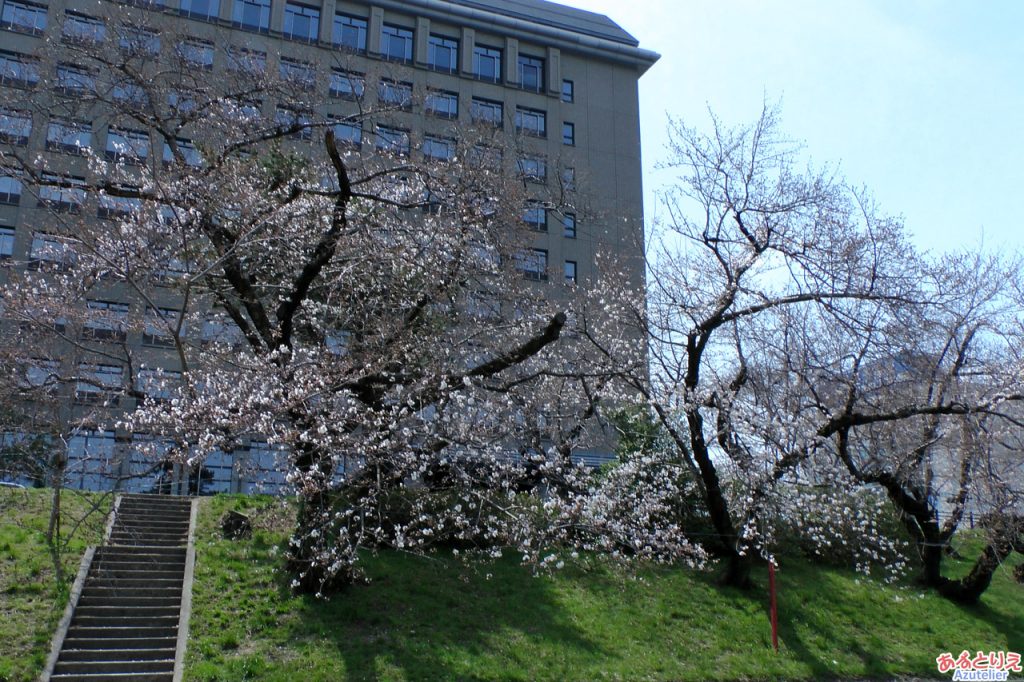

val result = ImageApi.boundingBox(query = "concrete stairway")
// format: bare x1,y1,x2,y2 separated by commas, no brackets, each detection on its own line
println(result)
46,494,196,682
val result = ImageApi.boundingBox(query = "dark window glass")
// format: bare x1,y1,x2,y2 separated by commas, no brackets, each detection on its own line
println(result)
333,13,366,52
227,46,266,72
284,1,319,42
428,34,457,73
279,57,316,89
105,127,150,164
563,213,577,239
119,26,161,54
517,54,543,92
522,203,546,231
422,135,454,162
473,44,501,82
56,64,95,95
515,106,546,137
46,119,91,154
561,79,574,103
0,108,31,145
176,39,214,69
471,97,503,127
178,0,219,21
62,11,105,44
0,226,13,259
1,0,47,35
426,90,458,119
232,0,270,32
331,118,361,147
562,122,575,146
564,260,577,283
381,24,413,62
329,69,364,99
517,249,547,281
0,174,21,205
0,50,39,88
376,125,409,156
378,79,412,109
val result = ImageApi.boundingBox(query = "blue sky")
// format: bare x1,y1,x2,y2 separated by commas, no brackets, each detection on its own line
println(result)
567,0,1024,254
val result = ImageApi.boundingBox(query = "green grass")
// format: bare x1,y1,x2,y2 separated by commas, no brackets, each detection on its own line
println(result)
0,487,110,682
186,495,1024,681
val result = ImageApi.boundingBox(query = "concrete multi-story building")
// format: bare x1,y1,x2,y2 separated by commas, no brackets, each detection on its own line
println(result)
0,0,658,493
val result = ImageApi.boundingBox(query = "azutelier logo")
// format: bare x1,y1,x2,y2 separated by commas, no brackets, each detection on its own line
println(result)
936,651,1022,681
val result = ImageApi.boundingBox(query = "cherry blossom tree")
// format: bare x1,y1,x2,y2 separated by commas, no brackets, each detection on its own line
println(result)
580,105,1024,594
0,10,608,593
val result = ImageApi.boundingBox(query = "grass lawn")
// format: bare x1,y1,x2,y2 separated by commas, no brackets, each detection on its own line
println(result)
186,495,1024,681
0,487,110,682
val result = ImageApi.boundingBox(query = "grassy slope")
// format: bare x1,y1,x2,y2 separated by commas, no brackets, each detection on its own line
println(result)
0,488,109,682
186,496,1023,681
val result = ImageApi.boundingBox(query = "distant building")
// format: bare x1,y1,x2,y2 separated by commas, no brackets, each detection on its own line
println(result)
0,0,659,492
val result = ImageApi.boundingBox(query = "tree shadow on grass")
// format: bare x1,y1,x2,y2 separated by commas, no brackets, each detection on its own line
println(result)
275,552,609,681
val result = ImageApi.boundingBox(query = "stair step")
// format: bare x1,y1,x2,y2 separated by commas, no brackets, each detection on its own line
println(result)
77,595,181,608
94,545,186,556
73,605,180,619
80,586,182,598
65,626,178,640
50,673,172,681
85,577,183,589
90,561,185,572
58,647,177,662
87,571,184,583
52,659,174,675
61,637,177,650
71,615,180,629
107,537,187,547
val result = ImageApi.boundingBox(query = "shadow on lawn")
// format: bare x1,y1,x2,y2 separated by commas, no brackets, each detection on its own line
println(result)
278,552,607,681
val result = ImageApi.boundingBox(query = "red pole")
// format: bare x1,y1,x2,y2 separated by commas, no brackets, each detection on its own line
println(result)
769,562,779,652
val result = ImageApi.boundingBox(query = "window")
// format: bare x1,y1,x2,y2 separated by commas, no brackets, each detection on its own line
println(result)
332,13,366,52
471,97,503,127
518,156,547,183
0,50,38,88
112,81,147,105
330,118,361,147
329,69,364,99
0,172,21,205
0,226,13,259
376,126,409,156
227,46,265,73
136,368,182,403
515,107,546,137
38,174,86,213
562,122,575,146
564,260,577,283
56,64,95,95
279,57,315,89
97,191,142,220
223,97,260,121
176,39,214,70
275,106,312,140
1,0,46,35
284,1,319,42
119,26,160,55
23,358,59,389
62,11,105,44
66,430,116,490
201,311,244,346
469,144,502,171
428,34,458,73
517,249,547,281
29,232,74,270
561,79,574,103
143,306,183,347
46,119,90,154
473,44,501,82
0,108,31,146
422,135,454,162
105,127,149,164
517,54,544,92
425,90,458,119
83,300,129,342
380,23,413,62
561,166,576,191
522,202,546,231
232,0,270,32
163,138,201,167
562,213,576,239
378,79,412,109
169,90,199,114
178,0,219,21
75,365,123,405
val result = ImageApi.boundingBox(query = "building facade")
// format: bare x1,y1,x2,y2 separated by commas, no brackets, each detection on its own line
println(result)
0,0,658,493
